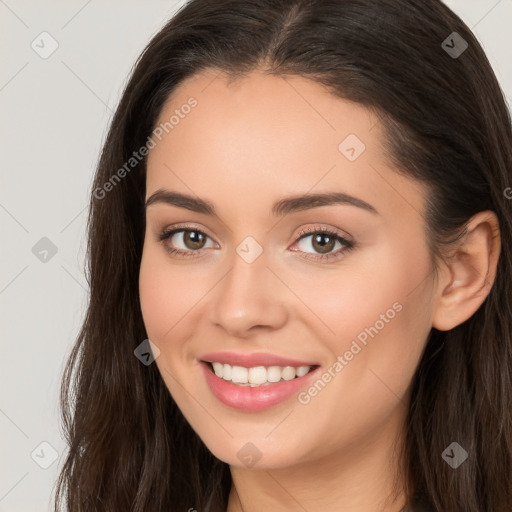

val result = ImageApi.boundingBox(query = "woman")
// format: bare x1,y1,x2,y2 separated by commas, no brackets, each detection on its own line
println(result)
54,1,512,511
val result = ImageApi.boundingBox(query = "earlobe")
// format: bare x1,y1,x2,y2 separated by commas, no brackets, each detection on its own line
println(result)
431,210,501,332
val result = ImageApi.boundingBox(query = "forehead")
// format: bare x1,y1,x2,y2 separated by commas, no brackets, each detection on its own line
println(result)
145,68,427,224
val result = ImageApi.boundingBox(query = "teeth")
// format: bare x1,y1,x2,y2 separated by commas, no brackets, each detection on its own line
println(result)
267,366,281,382
231,366,248,384
296,366,310,377
281,366,296,381
222,363,231,380
212,362,224,378
248,366,267,385
209,362,313,386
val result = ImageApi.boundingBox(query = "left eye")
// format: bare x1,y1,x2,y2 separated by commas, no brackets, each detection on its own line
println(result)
294,231,349,255
289,227,355,261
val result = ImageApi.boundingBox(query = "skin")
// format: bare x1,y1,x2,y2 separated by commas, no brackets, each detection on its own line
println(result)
138,68,501,512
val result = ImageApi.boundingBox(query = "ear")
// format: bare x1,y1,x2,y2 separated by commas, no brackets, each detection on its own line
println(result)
432,210,501,331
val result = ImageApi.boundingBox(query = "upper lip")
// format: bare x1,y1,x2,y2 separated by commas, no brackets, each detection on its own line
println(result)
200,351,318,368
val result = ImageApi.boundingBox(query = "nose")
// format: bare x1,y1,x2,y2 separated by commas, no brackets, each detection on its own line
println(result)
208,243,288,338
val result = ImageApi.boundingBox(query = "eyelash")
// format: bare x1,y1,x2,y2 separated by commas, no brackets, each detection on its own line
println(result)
157,223,355,262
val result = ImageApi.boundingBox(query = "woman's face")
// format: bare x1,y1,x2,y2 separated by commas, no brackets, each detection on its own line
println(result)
139,68,437,469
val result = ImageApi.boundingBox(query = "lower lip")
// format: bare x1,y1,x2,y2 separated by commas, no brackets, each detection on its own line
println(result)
200,361,319,412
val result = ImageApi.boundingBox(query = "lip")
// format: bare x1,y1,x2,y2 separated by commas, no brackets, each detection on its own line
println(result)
200,351,318,368
200,360,321,412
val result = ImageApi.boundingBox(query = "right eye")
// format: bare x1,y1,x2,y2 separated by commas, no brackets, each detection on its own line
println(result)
159,225,217,258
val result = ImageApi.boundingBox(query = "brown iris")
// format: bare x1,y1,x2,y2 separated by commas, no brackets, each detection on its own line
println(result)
183,230,207,250
311,233,336,254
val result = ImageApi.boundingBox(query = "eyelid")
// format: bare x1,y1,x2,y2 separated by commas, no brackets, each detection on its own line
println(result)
294,223,353,242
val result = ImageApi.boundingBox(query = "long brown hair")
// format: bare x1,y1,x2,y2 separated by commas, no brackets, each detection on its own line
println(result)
54,1,512,510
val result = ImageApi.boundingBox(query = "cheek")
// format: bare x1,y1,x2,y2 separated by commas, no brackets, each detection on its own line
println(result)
289,243,426,350
138,244,213,343
139,246,183,341
313,238,432,380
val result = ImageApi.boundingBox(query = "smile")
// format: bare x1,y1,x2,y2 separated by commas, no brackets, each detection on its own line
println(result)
199,356,320,411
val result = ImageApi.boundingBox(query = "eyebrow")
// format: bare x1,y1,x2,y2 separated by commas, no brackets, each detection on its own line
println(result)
144,189,379,216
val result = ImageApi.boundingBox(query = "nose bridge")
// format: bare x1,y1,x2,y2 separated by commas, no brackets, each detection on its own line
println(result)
209,231,287,334
220,234,271,305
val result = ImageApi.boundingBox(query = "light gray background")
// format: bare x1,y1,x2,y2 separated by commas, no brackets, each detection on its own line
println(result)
1,1,511,510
